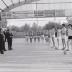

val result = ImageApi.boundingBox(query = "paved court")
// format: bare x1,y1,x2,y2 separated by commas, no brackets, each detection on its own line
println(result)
0,38,72,72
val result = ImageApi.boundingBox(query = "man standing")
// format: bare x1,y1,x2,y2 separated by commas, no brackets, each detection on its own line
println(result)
6,29,13,50
2,30,7,51
0,28,4,54
3,30,7,42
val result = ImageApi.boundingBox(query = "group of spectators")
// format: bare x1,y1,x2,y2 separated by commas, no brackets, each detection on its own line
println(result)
0,28,13,54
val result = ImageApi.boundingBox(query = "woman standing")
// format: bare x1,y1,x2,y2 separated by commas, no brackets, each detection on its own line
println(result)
54,28,59,50
61,24,68,50
49,28,55,48
57,28,63,50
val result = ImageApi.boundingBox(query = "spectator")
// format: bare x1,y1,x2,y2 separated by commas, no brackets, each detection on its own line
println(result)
6,29,13,50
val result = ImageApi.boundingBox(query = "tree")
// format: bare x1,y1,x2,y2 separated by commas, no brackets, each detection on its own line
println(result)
66,17,72,24
9,25,19,32
20,24,30,32
43,21,62,30
31,23,38,32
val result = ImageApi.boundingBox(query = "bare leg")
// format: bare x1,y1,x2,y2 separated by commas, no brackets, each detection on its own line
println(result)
52,37,55,48
66,39,70,51
62,38,65,50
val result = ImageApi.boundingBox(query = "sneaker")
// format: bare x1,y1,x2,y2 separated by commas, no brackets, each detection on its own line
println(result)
8,48,13,50
55,47,58,50
64,51,67,55
4,49,7,51
66,49,69,51
62,48,65,50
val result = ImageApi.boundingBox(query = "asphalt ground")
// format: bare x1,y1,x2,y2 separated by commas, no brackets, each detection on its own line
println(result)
0,38,72,72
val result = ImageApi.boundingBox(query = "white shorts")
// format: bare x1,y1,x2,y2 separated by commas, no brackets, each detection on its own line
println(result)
62,35,68,42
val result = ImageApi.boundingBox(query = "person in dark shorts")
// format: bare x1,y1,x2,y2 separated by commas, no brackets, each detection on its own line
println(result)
30,36,32,43
68,36,72,39
54,28,58,50
67,24,72,51
34,36,36,42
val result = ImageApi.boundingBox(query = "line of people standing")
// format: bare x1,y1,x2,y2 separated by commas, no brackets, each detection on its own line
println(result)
0,28,13,54
24,23,72,55
50,24,72,54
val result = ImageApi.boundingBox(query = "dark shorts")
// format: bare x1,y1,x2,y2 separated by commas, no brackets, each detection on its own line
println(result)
68,36,72,39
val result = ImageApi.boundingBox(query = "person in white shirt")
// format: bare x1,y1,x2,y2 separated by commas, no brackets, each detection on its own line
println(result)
49,28,55,48
57,28,63,50
50,27,59,49
61,24,68,51
54,28,59,50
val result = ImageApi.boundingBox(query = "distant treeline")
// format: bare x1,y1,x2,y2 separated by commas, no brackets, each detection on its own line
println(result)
8,22,64,38
9,22,63,32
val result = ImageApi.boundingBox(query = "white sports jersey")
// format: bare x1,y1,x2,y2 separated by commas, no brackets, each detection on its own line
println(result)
61,27,67,35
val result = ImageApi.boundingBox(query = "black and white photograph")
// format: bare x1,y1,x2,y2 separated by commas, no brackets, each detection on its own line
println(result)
0,0,72,72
